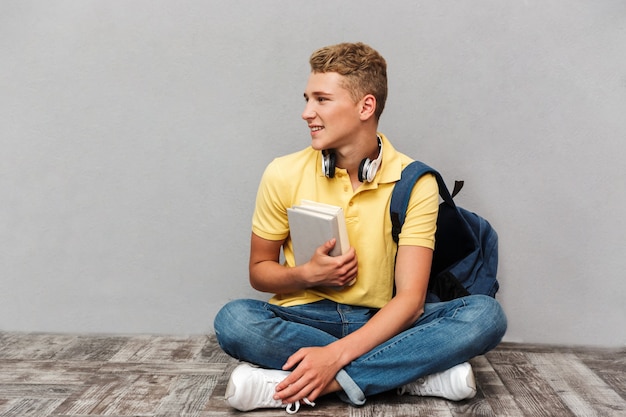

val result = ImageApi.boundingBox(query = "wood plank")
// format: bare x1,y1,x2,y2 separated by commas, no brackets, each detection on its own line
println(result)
52,373,176,415
0,398,63,417
195,335,234,364
0,334,78,360
528,352,626,417
0,384,77,399
154,375,218,417
350,402,453,417
108,335,206,363
577,348,626,400
50,373,130,415
106,334,155,363
485,350,573,416
0,360,101,384
51,336,130,362
98,361,226,376
94,374,174,416
350,392,456,417
470,355,524,417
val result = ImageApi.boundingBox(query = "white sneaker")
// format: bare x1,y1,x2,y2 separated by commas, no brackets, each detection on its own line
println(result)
398,362,477,401
225,363,315,414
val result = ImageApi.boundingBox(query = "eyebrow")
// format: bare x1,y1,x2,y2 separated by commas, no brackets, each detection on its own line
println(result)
304,91,333,98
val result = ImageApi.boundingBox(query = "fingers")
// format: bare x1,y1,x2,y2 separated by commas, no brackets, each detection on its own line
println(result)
276,350,319,403
319,238,336,255
307,242,358,287
274,368,321,404
282,349,305,372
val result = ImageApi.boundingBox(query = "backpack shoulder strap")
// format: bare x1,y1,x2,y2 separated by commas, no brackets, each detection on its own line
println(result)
390,160,458,243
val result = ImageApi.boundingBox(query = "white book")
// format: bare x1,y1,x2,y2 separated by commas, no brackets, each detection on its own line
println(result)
287,200,350,266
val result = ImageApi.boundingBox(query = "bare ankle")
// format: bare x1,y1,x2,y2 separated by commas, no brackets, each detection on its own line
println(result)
321,379,342,396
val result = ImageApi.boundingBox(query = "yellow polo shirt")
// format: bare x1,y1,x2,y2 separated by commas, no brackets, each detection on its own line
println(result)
252,133,438,308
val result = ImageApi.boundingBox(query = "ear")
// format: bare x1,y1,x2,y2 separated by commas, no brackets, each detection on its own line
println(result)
359,94,377,121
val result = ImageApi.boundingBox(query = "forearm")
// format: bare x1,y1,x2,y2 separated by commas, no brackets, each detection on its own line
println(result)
250,260,309,294
248,232,308,294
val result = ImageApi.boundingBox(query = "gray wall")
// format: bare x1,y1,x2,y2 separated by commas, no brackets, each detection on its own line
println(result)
1,1,625,347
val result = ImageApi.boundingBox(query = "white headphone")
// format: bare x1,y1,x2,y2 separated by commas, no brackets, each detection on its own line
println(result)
322,136,383,183
358,136,383,182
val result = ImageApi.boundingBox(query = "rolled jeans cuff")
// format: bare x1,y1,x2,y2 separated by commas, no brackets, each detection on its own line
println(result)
335,369,366,406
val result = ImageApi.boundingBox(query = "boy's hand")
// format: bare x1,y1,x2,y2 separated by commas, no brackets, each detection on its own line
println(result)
303,239,358,288
274,345,344,404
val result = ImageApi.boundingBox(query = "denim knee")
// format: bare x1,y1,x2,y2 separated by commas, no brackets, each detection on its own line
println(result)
213,299,254,357
467,295,507,353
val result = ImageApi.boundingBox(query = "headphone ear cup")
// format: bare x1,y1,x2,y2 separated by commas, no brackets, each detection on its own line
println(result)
366,159,380,182
328,152,336,178
358,158,369,182
361,136,383,182
323,151,336,178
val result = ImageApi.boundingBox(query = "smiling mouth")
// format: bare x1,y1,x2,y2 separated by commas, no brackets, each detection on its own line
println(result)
310,126,324,132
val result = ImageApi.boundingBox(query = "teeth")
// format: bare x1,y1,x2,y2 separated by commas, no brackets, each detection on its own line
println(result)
311,126,323,131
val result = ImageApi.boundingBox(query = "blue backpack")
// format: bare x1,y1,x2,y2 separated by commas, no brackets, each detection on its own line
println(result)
390,161,499,302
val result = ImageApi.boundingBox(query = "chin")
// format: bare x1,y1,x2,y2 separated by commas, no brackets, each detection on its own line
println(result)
310,138,326,151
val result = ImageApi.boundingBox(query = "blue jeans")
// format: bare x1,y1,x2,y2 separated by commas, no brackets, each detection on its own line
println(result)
213,295,507,406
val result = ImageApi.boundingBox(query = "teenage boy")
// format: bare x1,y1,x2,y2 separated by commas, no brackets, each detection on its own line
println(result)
214,42,507,414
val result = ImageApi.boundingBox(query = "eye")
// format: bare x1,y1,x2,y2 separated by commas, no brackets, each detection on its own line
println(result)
317,97,328,103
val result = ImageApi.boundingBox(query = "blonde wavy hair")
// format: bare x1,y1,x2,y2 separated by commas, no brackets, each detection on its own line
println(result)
309,42,388,120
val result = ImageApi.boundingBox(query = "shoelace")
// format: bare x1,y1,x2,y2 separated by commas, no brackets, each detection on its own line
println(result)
285,397,315,414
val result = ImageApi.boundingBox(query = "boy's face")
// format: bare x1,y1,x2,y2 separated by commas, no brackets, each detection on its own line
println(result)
302,71,362,151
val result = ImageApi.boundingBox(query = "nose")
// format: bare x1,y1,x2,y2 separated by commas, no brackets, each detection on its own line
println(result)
301,101,315,121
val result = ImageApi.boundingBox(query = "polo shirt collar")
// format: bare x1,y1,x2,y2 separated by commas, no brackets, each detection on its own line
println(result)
376,132,403,185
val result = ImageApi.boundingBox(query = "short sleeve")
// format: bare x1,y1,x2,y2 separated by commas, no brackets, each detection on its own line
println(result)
251,159,293,241
397,172,439,249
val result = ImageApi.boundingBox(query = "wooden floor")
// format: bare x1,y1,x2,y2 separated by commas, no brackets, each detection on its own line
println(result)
0,332,624,416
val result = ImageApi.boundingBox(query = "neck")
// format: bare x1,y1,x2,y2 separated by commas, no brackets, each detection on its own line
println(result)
333,134,381,186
